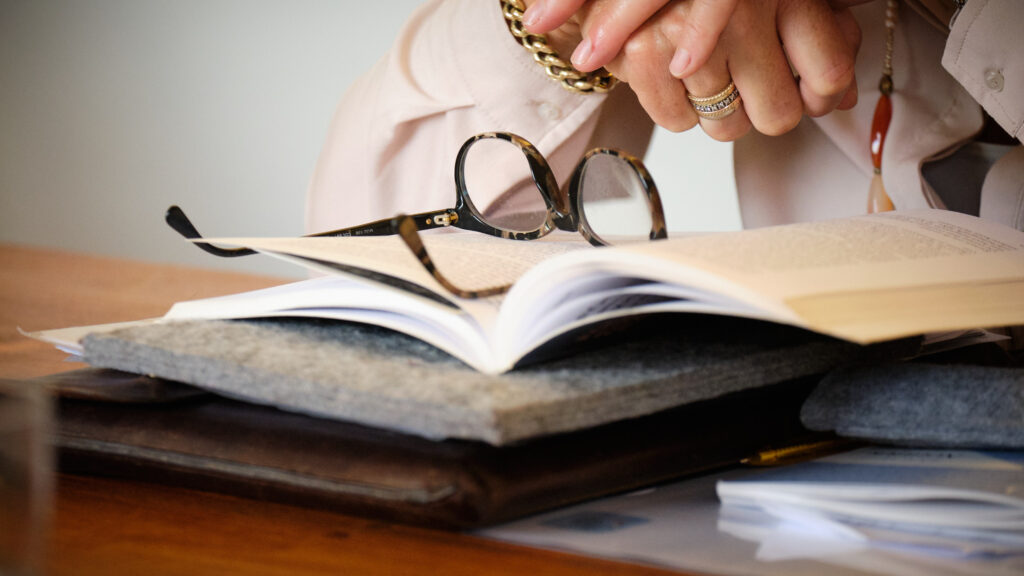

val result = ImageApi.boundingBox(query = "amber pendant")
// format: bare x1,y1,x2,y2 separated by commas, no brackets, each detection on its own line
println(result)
868,93,894,213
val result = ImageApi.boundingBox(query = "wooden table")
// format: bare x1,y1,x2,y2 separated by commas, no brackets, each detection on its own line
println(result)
0,244,681,576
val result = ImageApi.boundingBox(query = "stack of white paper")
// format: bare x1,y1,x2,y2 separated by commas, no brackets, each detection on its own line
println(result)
716,449,1024,564
483,448,1024,576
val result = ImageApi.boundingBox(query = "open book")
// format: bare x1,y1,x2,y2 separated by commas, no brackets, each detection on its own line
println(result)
153,209,1024,374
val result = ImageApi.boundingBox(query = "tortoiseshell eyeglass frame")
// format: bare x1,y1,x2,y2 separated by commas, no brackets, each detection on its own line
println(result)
165,131,667,299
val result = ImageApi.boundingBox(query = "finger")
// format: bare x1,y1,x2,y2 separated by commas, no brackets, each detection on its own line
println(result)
571,0,673,72
833,7,862,110
837,77,859,110
607,25,698,133
778,0,858,118
682,51,752,141
522,0,586,34
668,0,739,79
719,2,802,136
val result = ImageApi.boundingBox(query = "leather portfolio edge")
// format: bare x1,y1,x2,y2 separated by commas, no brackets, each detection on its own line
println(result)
41,368,822,529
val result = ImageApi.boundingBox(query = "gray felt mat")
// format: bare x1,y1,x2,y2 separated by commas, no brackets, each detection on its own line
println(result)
83,318,867,445
801,363,1024,448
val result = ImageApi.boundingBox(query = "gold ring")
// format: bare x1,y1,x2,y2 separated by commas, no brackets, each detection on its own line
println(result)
687,80,741,120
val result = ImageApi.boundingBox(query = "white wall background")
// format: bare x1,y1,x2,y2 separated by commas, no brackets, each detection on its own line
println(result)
1,0,738,279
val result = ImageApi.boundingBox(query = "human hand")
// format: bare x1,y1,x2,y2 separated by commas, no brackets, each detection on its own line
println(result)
523,0,738,80
523,0,864,141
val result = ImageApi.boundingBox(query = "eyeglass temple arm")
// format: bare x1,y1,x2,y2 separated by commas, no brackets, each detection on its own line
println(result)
166,206,510,298
391,214,510,299
165,206,461,259
307,210,460,238
165,205,257,257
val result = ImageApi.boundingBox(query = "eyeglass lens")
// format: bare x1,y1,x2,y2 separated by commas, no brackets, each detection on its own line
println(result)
462,136,657,245
461,136,550,234
577,152,654,245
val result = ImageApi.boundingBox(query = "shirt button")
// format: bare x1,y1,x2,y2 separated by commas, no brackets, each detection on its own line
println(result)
984,69,1004,92
538,102,562,122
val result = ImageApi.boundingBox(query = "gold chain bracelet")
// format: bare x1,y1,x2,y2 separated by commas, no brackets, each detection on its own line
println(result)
499,0,617,94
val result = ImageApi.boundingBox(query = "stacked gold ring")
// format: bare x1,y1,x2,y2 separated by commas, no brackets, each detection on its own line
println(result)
687,81,741,120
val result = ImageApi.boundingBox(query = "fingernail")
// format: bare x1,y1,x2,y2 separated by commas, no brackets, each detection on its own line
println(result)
523,1,544,30
571,37,593,71
669,47,691,78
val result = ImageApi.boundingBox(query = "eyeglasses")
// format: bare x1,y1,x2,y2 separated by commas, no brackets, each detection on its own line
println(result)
167,131,667,298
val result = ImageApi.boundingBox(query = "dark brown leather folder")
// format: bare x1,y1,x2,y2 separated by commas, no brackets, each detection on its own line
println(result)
44,368,819,529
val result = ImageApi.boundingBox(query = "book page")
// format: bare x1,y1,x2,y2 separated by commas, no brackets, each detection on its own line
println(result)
163,276,498,370
192,232,593,371
201,231,590,305
662,210,1023,327
23,319,163,357
508,210,1024,345
625,210,1024,299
